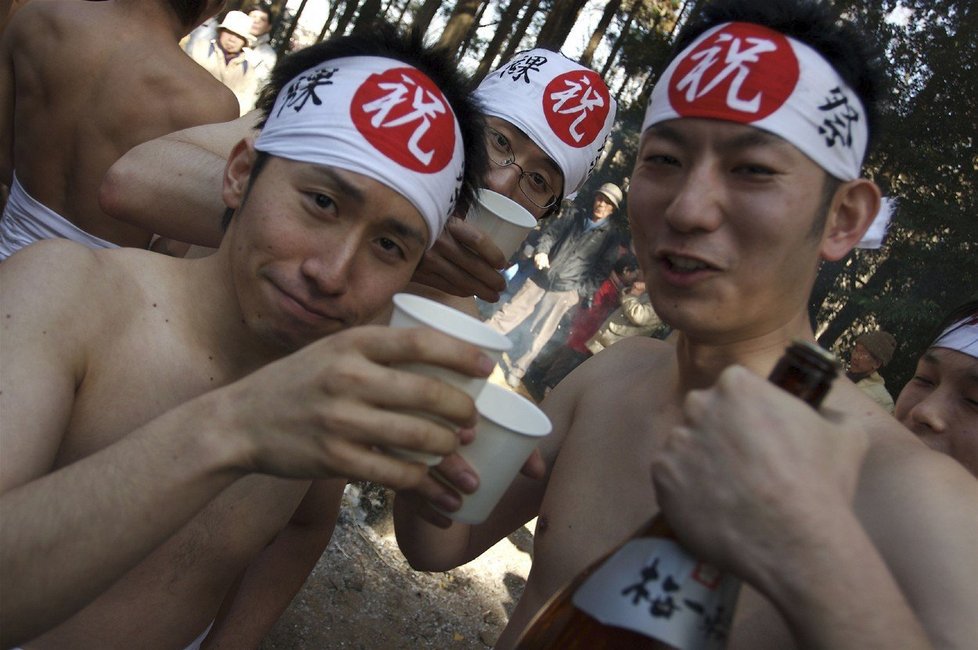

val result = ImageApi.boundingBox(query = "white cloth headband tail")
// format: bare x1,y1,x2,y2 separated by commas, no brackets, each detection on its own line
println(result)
256,56,465,247
643,22,869,182
476,49,617,199
857,196,894,249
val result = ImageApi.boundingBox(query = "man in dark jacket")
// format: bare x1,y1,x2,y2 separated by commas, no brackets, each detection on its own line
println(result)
488,182,624,387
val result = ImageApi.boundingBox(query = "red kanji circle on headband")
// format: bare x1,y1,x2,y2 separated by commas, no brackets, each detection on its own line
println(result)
351,67,456,173
542,70,611,149
667,23,799,123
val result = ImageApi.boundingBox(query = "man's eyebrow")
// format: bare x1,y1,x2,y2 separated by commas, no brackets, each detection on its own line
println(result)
381,217,427,249
495,120,563,179
306,166,366,202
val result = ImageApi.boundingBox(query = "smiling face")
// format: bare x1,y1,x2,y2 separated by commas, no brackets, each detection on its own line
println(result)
483,116,564,220
627,119,834,341
222,143,427,352
895,347,978,476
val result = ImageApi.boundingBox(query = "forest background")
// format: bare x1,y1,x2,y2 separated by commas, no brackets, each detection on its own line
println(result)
230,0,976,394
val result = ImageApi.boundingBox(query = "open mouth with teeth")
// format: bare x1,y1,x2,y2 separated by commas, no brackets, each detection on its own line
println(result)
664,254,715,272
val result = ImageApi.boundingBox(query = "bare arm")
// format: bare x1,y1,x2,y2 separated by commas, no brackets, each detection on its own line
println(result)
0,244,247,645
0,243,498,646
203,479,347,649
99,112,261,246
392,352,585,572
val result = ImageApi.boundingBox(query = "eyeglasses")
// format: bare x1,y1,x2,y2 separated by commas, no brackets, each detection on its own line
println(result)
484,126,558,210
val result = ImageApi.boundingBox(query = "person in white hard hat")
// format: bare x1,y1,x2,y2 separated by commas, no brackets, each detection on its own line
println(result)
186,10,259,115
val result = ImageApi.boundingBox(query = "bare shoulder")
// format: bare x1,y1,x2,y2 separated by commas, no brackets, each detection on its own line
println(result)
161,57,241,127
1,240,138,328
540,337,673,454
854,423,978,646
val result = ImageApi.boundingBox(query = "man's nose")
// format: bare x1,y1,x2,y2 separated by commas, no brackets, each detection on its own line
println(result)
910,391,949,433
486,165,523,202
662,165,723,234
300,245,356,296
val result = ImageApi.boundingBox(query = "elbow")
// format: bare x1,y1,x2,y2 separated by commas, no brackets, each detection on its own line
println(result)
97,158,135,221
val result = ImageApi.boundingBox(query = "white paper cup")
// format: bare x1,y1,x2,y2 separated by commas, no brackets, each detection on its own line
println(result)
387,293,513,465
438,383,552,524
465,189,537,260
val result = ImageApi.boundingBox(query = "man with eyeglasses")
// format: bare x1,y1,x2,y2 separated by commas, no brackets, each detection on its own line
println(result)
472,49,621,388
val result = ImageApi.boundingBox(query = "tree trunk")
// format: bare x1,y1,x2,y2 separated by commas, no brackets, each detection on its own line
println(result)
600,0,640,78
277,0,310,56
394,0,413,25
497,0,542,64
334,0,360,36
580,0,623,67
474,0,527,81
534,0,589,52
412,0,443,37
437,0,486,53
457,0,492,59
317,0,342,42
352,0,384,34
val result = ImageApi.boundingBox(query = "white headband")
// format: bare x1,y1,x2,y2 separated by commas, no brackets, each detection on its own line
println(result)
476,49,617,199
643,22,868,182
933,315,978,359
256,56,465,247
856,195,894,250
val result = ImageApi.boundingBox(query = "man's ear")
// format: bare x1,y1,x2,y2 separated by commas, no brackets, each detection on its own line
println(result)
223,137,257,212
820,178,881,262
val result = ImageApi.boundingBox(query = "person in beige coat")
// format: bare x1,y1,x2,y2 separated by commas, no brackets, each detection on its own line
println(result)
586,280,668,354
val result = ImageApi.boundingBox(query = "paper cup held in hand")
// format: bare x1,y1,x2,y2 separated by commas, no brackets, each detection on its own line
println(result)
440,383,552,524
386,293,513,465
465,189,537,260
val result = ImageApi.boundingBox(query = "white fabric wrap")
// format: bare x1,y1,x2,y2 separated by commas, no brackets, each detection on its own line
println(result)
476,49,617,199
255,56,465,247
933,316,978,359
642,22,868,182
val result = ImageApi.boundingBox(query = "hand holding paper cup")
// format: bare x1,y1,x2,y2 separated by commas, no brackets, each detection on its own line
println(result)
387,293,512,465
437,383,552,524
465,189,537,260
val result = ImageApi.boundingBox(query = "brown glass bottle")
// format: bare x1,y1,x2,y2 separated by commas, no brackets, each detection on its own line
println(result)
513,340,839,650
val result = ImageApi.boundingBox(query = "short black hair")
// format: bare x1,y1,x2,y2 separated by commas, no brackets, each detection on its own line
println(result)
614,252,639,275
673,0,887,158
246,3,272,19
254,21,488,219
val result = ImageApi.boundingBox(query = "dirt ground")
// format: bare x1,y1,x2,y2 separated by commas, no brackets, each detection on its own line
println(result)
260,481,535,650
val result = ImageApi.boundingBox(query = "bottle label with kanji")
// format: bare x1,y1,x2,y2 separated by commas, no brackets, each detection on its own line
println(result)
573,537,740,649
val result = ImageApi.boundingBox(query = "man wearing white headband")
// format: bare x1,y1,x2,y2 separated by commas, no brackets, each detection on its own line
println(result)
896,301,978,477
0,25,493,649
395,2,978,648
100,48,617,305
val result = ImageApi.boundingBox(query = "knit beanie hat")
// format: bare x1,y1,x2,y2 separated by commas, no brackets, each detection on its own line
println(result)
856,331,897,367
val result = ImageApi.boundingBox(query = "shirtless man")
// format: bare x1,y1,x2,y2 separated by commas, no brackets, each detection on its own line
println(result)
98,49,617,311
393,1,978,647
0,26,489,649
0,0,238,259
895,301,978,476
